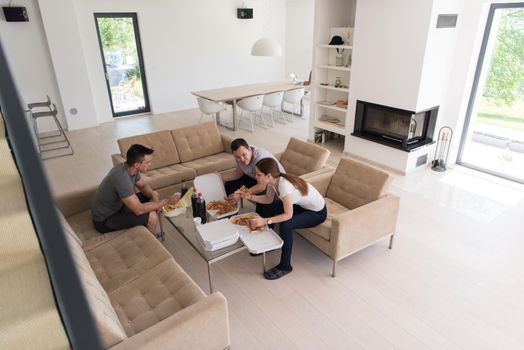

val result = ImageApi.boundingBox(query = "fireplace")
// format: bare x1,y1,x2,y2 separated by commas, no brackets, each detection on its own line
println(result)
352,100,438,151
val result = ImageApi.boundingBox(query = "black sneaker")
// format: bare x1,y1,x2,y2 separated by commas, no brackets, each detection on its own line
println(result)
264,266,293,280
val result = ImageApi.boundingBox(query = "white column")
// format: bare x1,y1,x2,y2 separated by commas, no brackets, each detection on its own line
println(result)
37,0,98,130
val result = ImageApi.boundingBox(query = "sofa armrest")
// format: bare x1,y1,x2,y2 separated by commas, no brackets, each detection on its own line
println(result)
112,153,126,166
221,133,233,154
300,168,335,196
109,292,230,350
55,185,99,218
330,194,400,259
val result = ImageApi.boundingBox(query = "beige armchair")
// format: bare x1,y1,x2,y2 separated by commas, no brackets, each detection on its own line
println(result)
298,157,400,277
275,137,332,176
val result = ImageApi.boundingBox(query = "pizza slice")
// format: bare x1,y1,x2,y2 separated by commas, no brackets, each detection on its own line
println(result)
234,185,249,194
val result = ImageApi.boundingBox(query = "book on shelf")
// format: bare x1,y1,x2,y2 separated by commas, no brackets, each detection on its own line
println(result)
318,115,345,127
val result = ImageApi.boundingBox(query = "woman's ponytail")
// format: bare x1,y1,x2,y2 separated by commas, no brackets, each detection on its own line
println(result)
256,158,309,196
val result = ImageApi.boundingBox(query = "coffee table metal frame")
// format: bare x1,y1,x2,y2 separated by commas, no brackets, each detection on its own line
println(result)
164,211,273,294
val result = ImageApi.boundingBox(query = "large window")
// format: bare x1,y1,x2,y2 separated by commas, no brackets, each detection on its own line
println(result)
457,3,524,184
95,13,150,117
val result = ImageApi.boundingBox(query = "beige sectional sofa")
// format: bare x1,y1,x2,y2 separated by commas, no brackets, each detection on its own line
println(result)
111,122,237,197
55,187,230,349
111,123,332,197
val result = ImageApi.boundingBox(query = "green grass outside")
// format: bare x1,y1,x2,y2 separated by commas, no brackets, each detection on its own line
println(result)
477,99,524,131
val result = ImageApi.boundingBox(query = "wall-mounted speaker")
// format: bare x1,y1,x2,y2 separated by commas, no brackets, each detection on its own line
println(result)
237,8,253,19
436,14,457,28
3,7,29,22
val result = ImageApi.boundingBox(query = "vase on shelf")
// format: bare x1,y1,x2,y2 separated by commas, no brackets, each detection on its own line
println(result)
335,53,344,67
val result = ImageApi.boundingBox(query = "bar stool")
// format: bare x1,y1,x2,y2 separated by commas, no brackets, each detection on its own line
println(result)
28,100,73,159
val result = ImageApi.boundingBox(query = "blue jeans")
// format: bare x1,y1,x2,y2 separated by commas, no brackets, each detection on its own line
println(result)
277,205,327,270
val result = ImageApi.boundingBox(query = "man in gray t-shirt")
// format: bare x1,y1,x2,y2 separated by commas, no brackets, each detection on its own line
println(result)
92,144,179,234
221,138,285,218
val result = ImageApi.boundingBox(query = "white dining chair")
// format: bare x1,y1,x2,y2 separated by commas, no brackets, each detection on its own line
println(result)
262,91,285,126
196,97,226,124
282,88,305,120
237,95,264,132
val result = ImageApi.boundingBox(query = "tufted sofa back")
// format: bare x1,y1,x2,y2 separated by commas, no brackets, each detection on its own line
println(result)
171,122,224,162
61,215,127,348
118,130,180,170
326,157,392,210
279,137,330,176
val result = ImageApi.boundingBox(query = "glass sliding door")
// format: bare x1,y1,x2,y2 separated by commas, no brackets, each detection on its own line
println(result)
457,3,524,184
95,13,150,117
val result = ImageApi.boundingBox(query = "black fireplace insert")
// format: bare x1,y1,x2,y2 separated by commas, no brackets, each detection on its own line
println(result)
352,100,438,151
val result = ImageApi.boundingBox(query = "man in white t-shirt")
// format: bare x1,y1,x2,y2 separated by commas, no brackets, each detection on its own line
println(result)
221,138,285,218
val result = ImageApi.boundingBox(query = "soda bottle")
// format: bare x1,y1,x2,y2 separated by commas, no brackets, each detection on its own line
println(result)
180,182,188,197
197,192,207,224
191,188,198,217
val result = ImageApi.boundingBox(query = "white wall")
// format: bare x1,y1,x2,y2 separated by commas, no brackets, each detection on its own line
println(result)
39,0,99,130
416,0,465,112
0,0,65,132
3,0,287,129
348,0,433,113
344,0,435,173
285,0,315,81
73,0,287,125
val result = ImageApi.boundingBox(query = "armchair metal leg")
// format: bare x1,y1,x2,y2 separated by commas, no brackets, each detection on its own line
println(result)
332,260,337,278
389,234,395,249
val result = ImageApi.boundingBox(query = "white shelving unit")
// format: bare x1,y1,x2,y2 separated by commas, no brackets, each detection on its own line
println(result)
312,26,353,139
309,0,357,145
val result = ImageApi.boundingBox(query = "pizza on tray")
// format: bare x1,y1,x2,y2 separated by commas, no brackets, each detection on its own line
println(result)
206,199,237,215
230,214,265,232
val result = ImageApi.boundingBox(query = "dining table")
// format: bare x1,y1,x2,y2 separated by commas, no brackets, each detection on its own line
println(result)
191,80,306,131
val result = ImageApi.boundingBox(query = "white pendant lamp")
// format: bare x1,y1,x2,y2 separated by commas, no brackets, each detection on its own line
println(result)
251,37,282,57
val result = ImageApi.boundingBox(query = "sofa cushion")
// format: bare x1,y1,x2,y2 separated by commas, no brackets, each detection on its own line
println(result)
182,153,237,175
86,227,172,292
66,209,127,251
110,259,206,336
139,164,196,190
118,130,180,170
171,122,224,162
63,224,127,348
326,157,392,210
280,137,330,176
302,197,349,241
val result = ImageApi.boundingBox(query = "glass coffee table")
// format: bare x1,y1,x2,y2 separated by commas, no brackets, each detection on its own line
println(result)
164,208,282,293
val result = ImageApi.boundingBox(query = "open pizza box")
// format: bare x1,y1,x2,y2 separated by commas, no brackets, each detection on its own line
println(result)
193,173,239,219
230,213,284,254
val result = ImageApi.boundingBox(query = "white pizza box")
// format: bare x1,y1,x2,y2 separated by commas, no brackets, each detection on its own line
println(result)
239,228,283,255
193,173,239,219
229,213,284,254
196,219,239,251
